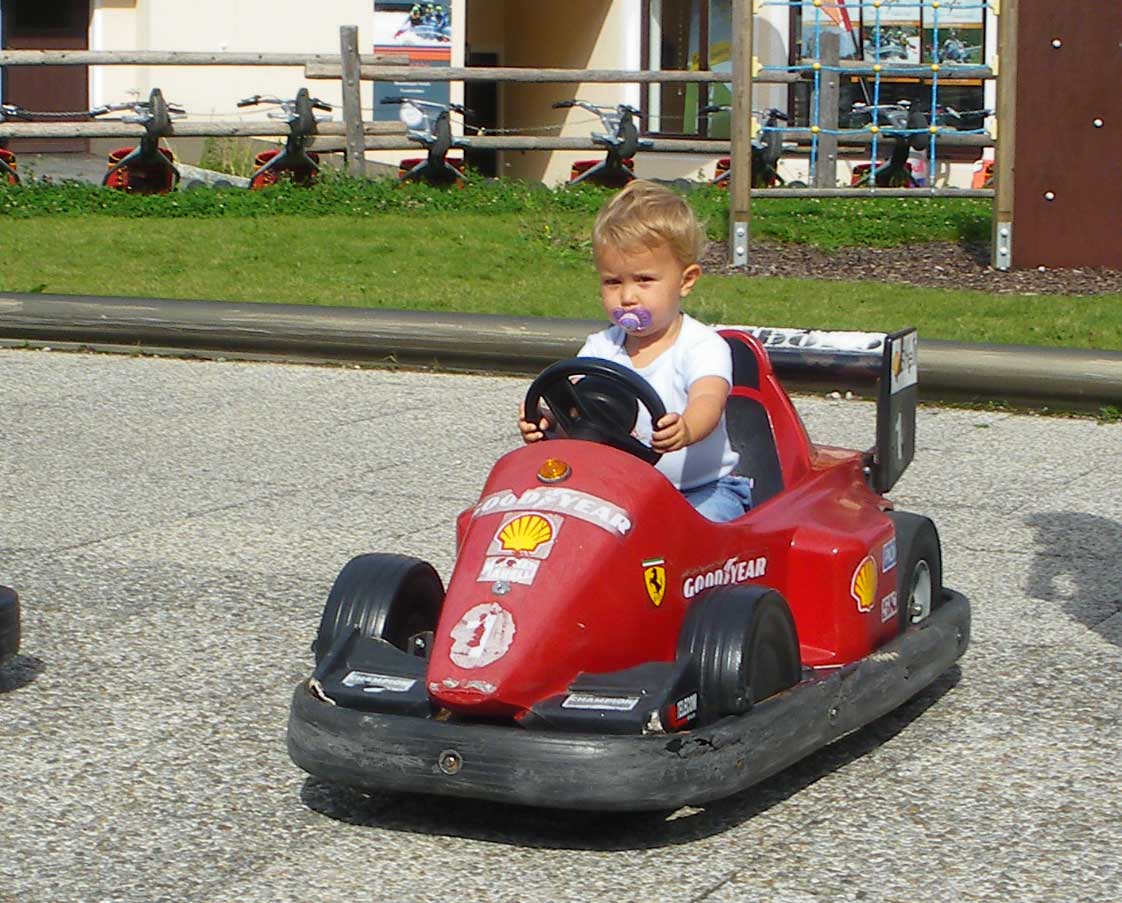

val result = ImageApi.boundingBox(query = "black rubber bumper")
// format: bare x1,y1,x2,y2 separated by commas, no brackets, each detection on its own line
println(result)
288,590,970,811
0,585,20,666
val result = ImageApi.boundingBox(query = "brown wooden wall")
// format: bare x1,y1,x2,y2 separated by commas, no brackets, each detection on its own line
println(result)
1013,2,1122,268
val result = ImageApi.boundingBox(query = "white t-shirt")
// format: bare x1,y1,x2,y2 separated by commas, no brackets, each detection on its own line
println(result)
577,314,739,490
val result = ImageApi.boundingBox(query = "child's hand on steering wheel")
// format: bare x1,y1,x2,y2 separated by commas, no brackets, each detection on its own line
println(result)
652,412,692,453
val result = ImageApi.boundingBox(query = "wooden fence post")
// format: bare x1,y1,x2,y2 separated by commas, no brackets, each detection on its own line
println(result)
729,0,754,268
339,26,366,178
991,0,1018,270
813,31,840,189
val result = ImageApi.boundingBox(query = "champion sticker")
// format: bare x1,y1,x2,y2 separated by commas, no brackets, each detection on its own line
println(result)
561,694,641,712
449,603,516,669
851,556,878,613
477,556,540,586
882,537,897,573
475,487,631,536
341,671,417,693
487,512,561,559
881,591,899,624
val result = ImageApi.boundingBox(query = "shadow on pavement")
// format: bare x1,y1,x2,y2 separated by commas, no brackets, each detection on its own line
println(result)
1025,511,1122,647
298,666,961,849
0,654,45,693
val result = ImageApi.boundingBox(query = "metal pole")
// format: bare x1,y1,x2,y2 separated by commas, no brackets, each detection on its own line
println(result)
992,0,1018,270
339,26,366,178
729,0,753,268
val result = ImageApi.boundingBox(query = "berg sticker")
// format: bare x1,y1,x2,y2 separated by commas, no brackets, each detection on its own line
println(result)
851,556,878,613
449,603,516,669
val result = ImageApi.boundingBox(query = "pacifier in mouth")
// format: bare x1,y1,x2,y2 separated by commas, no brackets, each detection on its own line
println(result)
611,307,653,333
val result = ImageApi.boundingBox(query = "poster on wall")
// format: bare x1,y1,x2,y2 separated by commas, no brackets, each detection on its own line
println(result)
373,2,453,122
923,0,985,64
861,0,921,63
800,0,861,61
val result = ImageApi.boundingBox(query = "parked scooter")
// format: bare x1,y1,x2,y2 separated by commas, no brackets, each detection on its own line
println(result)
383,97,468,186
0,104,29,185
90,88,183,194
552,99,652,188
701,105,806,189
239,89,332,189
848,100,931,188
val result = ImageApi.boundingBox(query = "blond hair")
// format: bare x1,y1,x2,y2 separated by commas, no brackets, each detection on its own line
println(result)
591,180,706,267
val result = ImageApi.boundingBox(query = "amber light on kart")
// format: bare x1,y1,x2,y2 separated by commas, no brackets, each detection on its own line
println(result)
538,458,571,483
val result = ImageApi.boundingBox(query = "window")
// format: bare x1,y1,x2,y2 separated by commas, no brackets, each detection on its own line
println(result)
643,1,733,138
792,0,987,127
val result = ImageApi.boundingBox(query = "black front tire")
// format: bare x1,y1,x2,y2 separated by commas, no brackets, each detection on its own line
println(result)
678,586,801,726
315,554,444,663
888,512,943,631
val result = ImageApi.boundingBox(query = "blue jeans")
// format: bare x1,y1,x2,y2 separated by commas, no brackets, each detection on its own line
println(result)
682,474,754,523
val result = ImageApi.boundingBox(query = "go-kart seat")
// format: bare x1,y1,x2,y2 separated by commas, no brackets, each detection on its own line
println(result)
722,332,785,506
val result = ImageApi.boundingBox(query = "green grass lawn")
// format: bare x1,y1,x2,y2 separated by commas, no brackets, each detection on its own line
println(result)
0,180,1118,350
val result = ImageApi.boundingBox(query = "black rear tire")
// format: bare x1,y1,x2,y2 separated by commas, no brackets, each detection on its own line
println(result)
678,586,801,726
315,554,444,663
887,512,943,631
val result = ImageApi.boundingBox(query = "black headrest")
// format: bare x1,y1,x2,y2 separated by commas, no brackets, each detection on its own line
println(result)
725,336,760,390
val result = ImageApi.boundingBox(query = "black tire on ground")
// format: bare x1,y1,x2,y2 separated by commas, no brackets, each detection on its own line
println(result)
0,585,20,667
314,554,444,663
677,585,801,726
887,511,943,631
787,180,808,189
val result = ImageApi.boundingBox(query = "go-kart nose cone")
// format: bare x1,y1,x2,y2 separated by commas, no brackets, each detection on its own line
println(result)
611,307,653,333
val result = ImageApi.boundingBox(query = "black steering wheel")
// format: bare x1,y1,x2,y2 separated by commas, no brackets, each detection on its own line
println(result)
523,358,667,464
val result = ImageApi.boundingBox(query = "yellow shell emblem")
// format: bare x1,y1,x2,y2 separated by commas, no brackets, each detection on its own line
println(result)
851,556,878,612
498,514,554,553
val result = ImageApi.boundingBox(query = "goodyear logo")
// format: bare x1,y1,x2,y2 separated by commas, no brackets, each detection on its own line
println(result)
851,556,878,612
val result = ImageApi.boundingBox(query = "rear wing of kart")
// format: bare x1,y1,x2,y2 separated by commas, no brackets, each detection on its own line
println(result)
720,325,918,493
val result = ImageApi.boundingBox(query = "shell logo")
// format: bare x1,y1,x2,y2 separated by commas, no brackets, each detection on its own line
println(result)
851,555,878,612
498,514,554,553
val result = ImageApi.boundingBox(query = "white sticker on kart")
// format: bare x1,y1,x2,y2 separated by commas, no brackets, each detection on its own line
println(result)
475,487,632,536
562,693,641,712
682,556,767,599
880,591,899,624
449,603,516,669
889,331,918,394
341,671,417,693
882,537,897,572
477,555,541,586
487,512,561,559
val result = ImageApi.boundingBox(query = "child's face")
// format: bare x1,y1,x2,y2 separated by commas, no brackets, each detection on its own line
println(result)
594,240,701,341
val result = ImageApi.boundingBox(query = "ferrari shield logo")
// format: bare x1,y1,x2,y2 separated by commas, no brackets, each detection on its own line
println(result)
643,557,667,607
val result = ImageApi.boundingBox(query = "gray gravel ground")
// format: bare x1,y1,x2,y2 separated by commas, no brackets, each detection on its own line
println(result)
1,348,1119,903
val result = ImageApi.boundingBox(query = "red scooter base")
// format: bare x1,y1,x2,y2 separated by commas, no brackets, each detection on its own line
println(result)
105,146,176,194
288,591,969,812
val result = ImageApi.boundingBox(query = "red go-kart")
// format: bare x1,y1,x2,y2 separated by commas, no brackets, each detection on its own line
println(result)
287,328,970,811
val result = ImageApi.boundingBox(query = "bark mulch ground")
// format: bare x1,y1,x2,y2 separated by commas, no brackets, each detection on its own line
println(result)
703,240,1122,296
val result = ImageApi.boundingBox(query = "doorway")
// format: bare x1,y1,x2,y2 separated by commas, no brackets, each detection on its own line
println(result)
1,0,91,152
464,51,498,177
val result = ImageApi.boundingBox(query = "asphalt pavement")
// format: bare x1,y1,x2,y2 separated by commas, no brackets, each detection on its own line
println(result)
1,347,1119,903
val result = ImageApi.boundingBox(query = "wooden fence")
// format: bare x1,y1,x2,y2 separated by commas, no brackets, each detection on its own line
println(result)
0,1,1014,267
